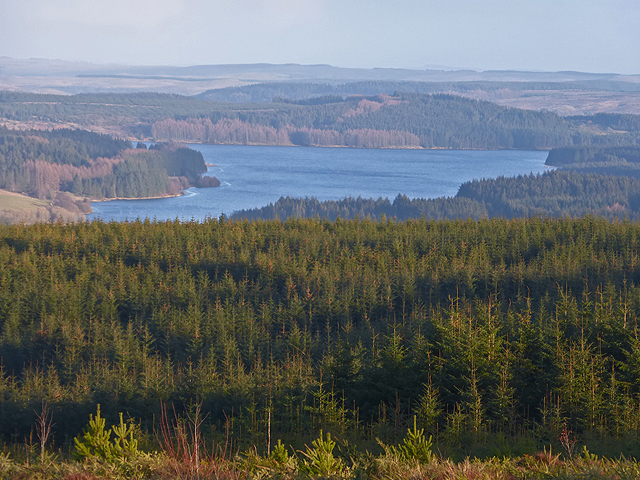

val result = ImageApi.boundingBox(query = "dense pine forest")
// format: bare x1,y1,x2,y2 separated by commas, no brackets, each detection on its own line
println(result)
151,93,640,149
544,145,640,180
546,145,640,167
0,128,211,201
3,217,640,475
0,91,223,126
3,90,640,149
232,169,640,221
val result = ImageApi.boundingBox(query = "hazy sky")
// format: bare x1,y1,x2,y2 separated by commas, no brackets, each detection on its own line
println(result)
1,0,639,73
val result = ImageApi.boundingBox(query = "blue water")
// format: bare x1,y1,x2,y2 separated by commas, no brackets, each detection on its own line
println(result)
88,145,550,222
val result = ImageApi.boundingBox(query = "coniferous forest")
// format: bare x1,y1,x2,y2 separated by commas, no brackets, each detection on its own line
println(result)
2,218,640,478
150,93,640,150
232,169,640,222
0,128,212,202
6,88,640,479
3,90,640,150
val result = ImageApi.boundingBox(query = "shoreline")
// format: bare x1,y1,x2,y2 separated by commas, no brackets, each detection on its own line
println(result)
167,140,552,152
89,191,186,203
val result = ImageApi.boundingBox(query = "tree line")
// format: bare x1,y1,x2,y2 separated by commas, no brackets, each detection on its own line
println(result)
232,170,640,222
151,118,422,149
197,80,640,104
546,145,640,167
0,128,211,199
3,90,640,149
152,94,640,149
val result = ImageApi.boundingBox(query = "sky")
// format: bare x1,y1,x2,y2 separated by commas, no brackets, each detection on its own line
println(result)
0,0,639,74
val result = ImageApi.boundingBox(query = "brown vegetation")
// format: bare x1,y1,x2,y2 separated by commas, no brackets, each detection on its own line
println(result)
340,98,384,119
151,118,421,148
195,175,221,188
19,156,124,199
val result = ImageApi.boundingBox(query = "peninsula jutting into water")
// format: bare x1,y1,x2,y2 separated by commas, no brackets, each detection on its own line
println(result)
88,145,549,222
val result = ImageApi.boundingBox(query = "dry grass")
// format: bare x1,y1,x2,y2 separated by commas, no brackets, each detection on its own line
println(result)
0,74,254,97
0,190,52,224
0,189,49,207
486,91,640,116
0,451,638,480
0,189,88,224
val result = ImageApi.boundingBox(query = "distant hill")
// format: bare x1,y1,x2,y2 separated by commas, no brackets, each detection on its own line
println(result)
197,80,640,104
3,58,640,110
152,93,640,150
2,89,640,149
3,58,631,83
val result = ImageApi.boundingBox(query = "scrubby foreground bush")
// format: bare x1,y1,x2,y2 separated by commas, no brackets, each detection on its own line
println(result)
2,406,640,479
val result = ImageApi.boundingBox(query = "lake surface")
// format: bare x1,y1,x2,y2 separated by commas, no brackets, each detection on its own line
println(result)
88,145,550,222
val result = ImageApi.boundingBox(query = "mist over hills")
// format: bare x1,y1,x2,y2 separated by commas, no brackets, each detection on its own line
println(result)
3,58,640,115
196,79,640,103
3,57,632,81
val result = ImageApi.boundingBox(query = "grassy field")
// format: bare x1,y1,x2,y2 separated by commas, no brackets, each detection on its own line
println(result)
0,190,52,223
0,189,87,224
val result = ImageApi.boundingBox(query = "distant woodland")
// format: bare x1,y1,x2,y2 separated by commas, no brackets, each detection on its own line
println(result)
2,88,640,225
195,79,640,103
232,169,640,222
151,93,640,149
0,128,213,202
2,90,640,150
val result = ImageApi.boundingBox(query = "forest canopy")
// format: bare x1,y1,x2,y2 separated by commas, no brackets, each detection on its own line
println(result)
0,128,211,200
231,170,640,221
2,217,640,459
2,90,640,149
151,93,640,149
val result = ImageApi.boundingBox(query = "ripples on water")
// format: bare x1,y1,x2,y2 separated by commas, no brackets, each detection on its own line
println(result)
88,145,550,222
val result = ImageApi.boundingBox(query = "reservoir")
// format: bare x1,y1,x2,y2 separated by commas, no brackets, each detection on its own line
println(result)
88,145,549,222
